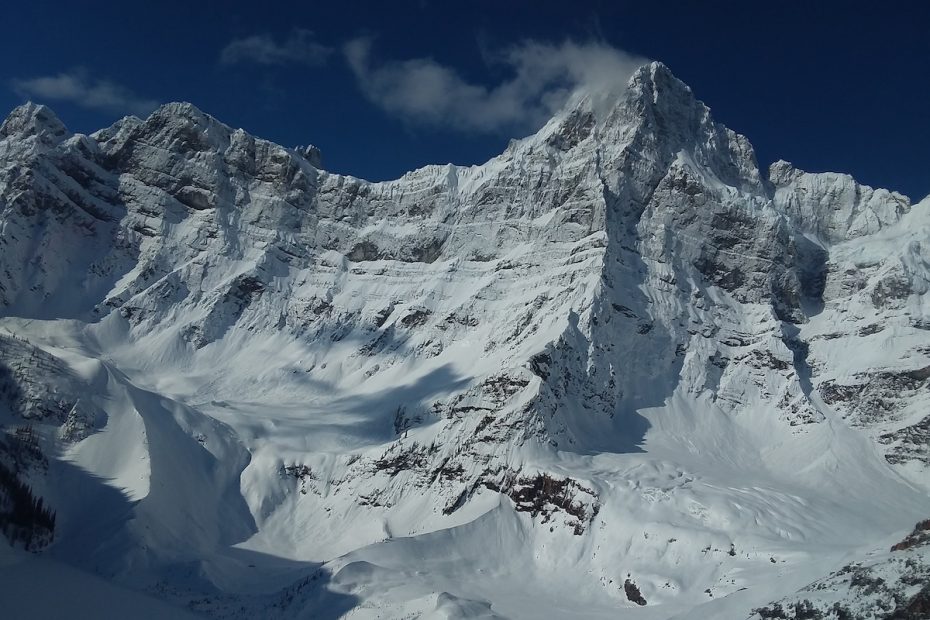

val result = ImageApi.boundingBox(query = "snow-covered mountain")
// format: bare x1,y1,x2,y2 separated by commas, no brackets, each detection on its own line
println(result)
0,62,927,619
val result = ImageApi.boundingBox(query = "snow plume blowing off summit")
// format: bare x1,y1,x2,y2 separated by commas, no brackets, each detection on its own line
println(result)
0,59,929,619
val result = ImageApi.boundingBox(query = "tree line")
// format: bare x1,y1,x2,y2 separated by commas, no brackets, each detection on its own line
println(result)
0,460,55,550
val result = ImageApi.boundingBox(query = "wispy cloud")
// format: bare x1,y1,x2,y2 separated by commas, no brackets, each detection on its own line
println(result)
220,29,332,66
11,70,159,116
343,38,647,133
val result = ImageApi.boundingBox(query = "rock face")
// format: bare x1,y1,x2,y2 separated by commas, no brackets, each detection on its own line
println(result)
0,62,928,618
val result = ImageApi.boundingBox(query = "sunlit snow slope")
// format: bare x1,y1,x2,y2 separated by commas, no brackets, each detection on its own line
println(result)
0,62,928,619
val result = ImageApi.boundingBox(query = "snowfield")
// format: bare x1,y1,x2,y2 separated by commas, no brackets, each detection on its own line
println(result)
0,63,928,618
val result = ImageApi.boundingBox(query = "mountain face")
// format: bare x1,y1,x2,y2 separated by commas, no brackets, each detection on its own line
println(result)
0,62,928,619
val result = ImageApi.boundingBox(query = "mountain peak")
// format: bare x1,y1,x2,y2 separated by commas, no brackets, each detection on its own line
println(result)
132,101,236,154
631,60,679,84
553,61,693,124
149,101,211,123
627,61,694,103
0,102,70,145
534,61,696,148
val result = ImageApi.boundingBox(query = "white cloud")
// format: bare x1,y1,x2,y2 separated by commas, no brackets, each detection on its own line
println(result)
344,38,647,133
11,71,159,116
220,29,332,66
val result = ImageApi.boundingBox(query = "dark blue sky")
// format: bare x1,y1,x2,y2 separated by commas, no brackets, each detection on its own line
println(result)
2,1,928,199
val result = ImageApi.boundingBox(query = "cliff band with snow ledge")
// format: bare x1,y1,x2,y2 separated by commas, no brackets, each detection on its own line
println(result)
0,63,928,619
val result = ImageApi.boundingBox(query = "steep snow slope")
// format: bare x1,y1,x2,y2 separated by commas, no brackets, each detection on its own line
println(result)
0,63,927,618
